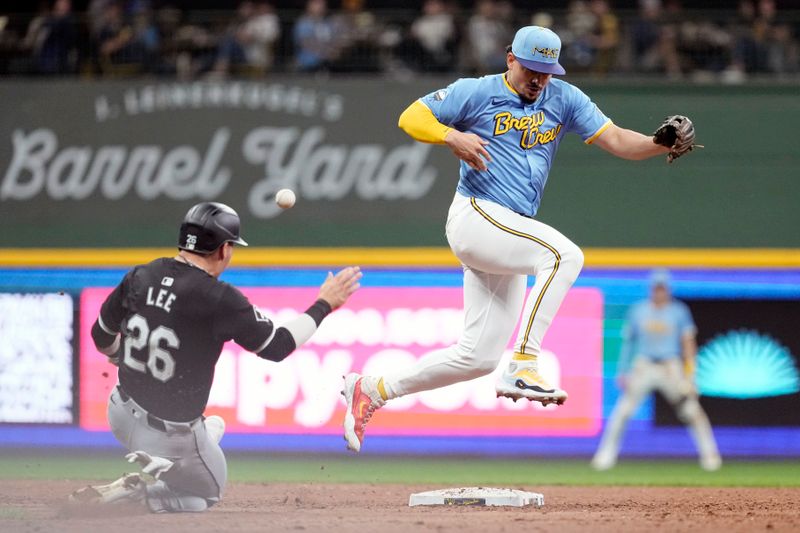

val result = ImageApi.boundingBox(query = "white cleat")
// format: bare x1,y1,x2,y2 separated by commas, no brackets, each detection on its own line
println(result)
590,452,617,471
205,415,226,444
700,454,722,472
68,473,146,505
495,366,568,406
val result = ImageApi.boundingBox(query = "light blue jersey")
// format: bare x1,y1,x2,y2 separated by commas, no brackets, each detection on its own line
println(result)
420,74,611,217
618,300,697,374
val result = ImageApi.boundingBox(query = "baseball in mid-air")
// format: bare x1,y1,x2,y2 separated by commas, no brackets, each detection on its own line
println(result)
275,188,296,209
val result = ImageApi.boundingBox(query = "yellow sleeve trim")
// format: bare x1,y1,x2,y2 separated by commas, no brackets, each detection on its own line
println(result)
584,120,613,145
398,100,453,145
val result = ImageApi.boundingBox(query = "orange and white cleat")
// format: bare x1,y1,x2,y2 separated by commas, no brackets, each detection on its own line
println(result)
342,373,385,453
495,365,568,406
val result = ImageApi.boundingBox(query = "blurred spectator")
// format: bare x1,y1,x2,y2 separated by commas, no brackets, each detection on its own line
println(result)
330,0,382,72
88,0,111,37
210,2,251,75
130,7,160,72
630,0,682,76
631,0,661,71
0,16,11,73
19,3,49,68
767,21,799,75
167,8,217,79
653,0,684,78
652,1,688,78
21,0,77,74
243,1,280,71
530,11,554,30
293,0,335,72
153,6,184,76
94,1,129,69
0,2,798,79
732,0,798,77
466,0,511,75
589,0,620,75
496,0,514,30
562,0,596,70
649,0,730,79
213,1,280,76
90,1,160,75
402,0,457,72
666,0,729,77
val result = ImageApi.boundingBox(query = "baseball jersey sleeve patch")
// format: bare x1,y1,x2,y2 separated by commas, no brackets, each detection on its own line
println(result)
253,305,271,323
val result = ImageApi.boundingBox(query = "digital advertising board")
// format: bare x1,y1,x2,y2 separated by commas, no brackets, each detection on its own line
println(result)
656,298,800,427
0,292,74,424
3,266,799,456
80,286,604,438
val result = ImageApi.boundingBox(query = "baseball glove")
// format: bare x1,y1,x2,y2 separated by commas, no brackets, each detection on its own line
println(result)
653,115,701,163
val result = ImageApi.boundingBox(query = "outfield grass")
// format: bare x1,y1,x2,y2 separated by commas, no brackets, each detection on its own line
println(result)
1,453,799,487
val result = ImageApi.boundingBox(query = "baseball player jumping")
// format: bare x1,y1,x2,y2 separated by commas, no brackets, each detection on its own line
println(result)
592,270,721,471
342,25,700,452
69,202,362,512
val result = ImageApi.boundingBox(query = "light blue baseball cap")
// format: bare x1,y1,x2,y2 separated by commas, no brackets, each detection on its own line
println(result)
511,26,566,75
649,269,672,288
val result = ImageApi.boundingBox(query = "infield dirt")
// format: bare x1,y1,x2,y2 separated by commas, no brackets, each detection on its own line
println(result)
1,480,799,532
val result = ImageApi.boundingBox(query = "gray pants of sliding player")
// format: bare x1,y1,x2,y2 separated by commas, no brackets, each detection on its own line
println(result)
107,386,227,512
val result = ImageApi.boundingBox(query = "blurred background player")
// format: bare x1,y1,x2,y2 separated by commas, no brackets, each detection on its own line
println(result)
341,25,698,452
69,202,362,512
592,269,721,471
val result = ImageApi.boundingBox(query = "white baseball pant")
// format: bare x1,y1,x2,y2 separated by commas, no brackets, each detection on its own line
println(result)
593,357,720,466
384,192,584,398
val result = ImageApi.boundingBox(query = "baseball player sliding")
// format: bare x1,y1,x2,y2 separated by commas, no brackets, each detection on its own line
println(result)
592,270,721,471
69,202,361,512
342,25,700,452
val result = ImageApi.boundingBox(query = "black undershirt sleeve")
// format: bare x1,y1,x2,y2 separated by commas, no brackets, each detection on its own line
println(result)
305,299,332,326
257,327,297,362
256,300,333,362
91,320,117,350
216,284,276,352
91,271,132,351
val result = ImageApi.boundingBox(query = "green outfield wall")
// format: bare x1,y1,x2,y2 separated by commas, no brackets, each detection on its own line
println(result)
0,79,796,248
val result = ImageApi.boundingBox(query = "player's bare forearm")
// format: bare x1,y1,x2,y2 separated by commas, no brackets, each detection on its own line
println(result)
594,124,669,161
91,316,120,356
97,336,120,356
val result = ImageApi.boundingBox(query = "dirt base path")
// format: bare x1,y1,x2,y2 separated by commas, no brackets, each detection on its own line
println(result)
1,480,799,533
